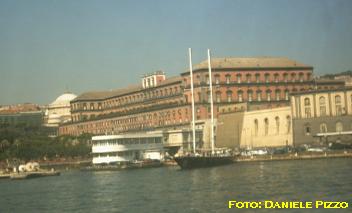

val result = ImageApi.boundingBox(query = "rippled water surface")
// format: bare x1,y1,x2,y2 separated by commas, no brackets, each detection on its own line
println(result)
1,158,351,212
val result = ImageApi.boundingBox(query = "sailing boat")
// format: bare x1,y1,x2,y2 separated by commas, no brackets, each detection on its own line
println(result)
174,49,234,169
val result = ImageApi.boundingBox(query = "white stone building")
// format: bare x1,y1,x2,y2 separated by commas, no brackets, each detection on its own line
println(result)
45,92,77,127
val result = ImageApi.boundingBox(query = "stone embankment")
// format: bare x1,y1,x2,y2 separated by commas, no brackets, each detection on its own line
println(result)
236,150,352,162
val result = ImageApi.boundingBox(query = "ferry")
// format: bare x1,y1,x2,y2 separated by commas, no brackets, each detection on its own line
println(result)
88,132,164,170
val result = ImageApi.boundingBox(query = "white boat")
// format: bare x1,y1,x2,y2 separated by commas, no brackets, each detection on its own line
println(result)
91,132,164,165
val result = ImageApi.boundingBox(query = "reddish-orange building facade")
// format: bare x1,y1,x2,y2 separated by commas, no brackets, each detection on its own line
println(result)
58,57,343,136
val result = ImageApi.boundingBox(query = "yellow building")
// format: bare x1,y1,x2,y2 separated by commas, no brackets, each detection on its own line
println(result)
291,88,352,145
216,103,292,149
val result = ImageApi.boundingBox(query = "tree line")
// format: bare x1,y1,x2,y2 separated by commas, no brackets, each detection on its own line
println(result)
0,123,91,162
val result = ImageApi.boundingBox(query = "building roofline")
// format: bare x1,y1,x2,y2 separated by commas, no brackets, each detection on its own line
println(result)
291,87,352,96
180,66,313,75
71,76,182,102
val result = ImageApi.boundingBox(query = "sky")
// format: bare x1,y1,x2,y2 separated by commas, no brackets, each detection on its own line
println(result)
0,0,352,105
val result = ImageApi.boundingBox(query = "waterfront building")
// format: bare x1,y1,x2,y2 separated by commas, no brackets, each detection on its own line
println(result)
291,88,352,146
0,103,43,127
58,56,346,150
59,57,316,135
91,132,164,164
216,103,293,149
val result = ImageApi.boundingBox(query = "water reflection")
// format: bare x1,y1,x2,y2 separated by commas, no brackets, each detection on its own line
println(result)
0,158,351,213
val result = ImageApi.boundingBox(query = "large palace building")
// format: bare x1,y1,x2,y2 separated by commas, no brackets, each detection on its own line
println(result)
58,57,344,142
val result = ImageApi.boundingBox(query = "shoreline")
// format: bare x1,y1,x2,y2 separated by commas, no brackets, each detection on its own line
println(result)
1,150,352,172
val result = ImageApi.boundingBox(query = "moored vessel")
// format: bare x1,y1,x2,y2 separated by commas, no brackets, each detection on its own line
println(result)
174,49,235,169
174,150,234,169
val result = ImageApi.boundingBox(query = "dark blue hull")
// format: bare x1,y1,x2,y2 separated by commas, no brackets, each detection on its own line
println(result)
174,156,234,169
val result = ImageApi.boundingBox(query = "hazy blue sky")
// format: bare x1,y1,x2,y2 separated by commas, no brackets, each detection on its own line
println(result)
1,0,352,105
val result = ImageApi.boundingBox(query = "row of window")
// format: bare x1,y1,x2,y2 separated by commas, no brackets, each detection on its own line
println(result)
72,86,181,111
253,116,291,136
305,121,346,135
190,72,311,85
187,89,292,103
93,137,162,146
304,94,348,118
93,151,134,158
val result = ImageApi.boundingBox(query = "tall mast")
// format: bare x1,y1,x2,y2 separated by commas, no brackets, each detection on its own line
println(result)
207,49,215,155
189,48,196,154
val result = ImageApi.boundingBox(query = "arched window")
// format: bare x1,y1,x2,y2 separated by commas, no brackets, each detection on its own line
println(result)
225,74,231,84
246,73,251,83
335,95,342,115
336,121,343,132
255,73,260,83
264,118,269,136
304,123,311,135
205,74,209,84
216,91,221,103
238,90,243,102
275,89,281,101
274,73,279,83
283,73,288,82
285,89,289,101
196,75,201,85
291,73,296,82
247,90,253,102
254,119,258,136
299,73,304,82
304,98,311,118
320,123,328,133
256,90,262,102
169,88,173,95
275,116,280,135
266,90,272,101
236,74,242,83
265,73,270,83
319,96,326,116
226,90,233,102
215,74,220,84
286,115,291,133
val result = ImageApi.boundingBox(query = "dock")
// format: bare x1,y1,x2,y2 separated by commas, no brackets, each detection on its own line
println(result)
10,170,60,180
0,174,11,179
235,151,352,163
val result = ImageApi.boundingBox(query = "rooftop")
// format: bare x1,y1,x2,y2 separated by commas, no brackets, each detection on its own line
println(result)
72,76,182,102
184,57,312,73
0,103,42,115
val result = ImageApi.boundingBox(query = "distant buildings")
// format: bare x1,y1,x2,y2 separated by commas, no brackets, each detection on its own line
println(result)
0,103,43,127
